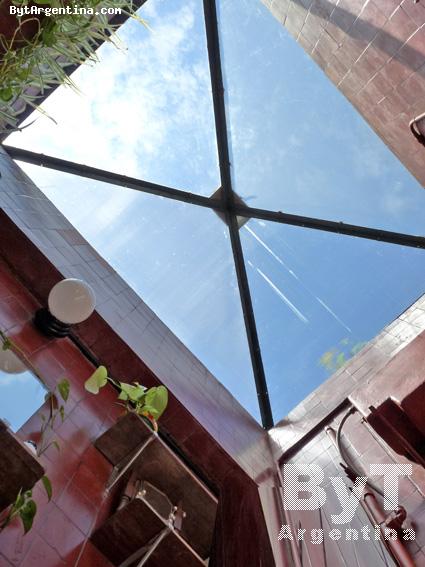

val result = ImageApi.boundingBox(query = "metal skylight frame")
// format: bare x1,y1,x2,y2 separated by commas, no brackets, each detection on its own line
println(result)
3,0,425,429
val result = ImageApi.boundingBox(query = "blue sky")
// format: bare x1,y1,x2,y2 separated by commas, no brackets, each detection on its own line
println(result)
6,0,425,424
0,368,46,431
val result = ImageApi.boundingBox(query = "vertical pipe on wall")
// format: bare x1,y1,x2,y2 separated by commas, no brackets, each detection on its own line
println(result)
362,493,415,567
276,466,303,567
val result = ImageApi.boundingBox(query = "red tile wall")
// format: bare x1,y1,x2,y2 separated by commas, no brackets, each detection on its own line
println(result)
0,258,117,566
210,468,276,567
263,0,425,188
0,257,277,566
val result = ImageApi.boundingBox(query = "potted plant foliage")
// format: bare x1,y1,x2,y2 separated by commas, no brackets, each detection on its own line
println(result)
85,366,168,432
0,0,146,131
0,0,44,47
0,330,69,534
0,418,54,534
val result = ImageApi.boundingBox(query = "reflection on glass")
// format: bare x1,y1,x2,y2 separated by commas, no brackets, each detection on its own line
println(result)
241,219,425,422
18,163,259,420
0,349,46,431
218,0,425,235
8,0,219,196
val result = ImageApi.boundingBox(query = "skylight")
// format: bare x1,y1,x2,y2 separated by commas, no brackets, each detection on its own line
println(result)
5,0,425,427
217,0,425,235
241,219,425,420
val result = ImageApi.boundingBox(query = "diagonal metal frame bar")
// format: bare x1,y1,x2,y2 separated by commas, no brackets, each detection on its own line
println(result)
2,0,425,428
4,145,425,250
2,145,219,211
233,204,425,249
203,0,274,429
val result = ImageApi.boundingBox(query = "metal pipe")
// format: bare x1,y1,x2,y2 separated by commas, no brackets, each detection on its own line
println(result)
136,527,171,567
106,434,156,491
118,526,171,567
410,112,425,147
327,418,416,567
363,492,416,567
276,466,303,567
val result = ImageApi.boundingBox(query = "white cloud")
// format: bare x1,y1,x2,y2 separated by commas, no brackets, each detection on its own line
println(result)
10,0,221,269
9,0,218,193
0,372,34,387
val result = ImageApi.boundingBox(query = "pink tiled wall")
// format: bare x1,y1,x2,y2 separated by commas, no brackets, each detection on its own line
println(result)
262,0,425,188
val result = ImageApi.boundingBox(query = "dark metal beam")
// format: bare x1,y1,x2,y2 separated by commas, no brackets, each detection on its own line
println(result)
203,0,274,429
5,144,425,251
2,145,220,211
234,205,425,249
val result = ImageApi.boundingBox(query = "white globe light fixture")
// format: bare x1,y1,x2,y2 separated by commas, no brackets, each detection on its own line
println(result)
34,278,96,337
0,348,27,374
410,112,425,146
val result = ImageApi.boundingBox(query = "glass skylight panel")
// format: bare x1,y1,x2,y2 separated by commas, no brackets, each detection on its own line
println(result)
7,0,219,196
17,163,260,420
0,354,46,432
217,0,425,236
241,219,425,422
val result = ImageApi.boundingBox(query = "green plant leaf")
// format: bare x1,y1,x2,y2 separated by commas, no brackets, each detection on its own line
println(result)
0,88,13,102
144,386,168,420
1,337,12,350
52,440,60,452
59,405,65,422
335,352,346,369
139,404,155,416
57,379,70,402
20,499,36,534
41,476,52,502
85,366,108,394
120,382,146,403
14,489,24,510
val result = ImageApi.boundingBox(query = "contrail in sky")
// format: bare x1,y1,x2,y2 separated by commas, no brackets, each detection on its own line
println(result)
255,266,309,324
244,224,351,332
